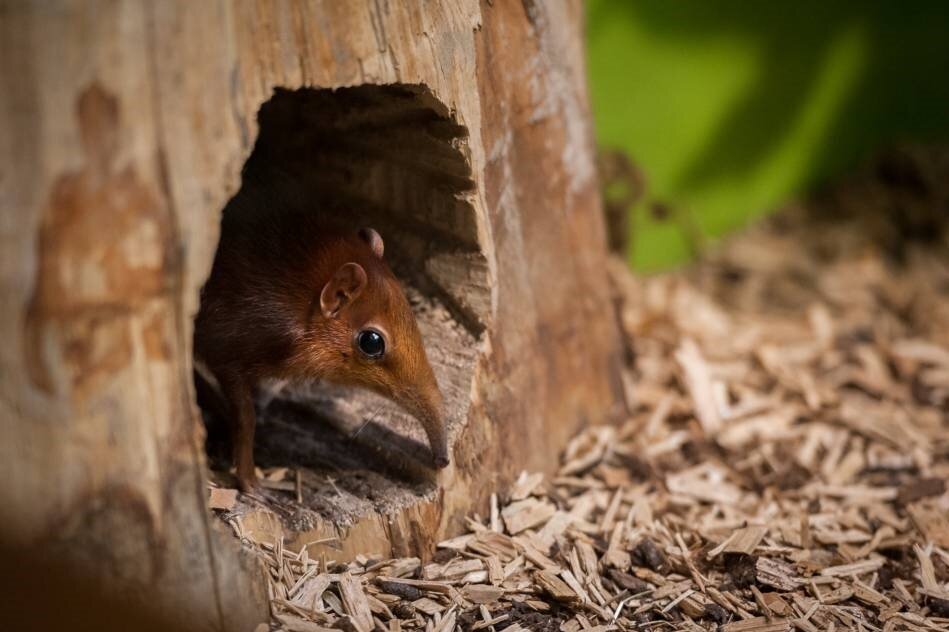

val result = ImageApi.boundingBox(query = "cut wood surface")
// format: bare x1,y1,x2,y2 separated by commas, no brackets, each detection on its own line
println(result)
1,2,620,630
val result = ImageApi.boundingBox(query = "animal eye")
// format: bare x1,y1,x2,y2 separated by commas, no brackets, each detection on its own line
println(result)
356,329,385,359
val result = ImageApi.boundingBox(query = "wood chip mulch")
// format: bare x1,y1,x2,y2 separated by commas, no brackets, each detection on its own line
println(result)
231,155,949,632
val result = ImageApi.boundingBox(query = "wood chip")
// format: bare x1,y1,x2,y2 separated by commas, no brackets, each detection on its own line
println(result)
463,584,504,604
676,338,723,434
724,526,768,554
535,570,579,604
374,576,452,595
907,502,949,547
819,557,885,577
274,613,336,632
486,555,504,586
756,557,802,591
337,573,373,632
411,597,443,615
509,471,544,501
722,616,791,632
208,487,238,511
501,498,556,535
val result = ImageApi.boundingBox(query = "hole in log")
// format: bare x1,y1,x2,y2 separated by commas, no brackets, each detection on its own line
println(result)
195,85,487,529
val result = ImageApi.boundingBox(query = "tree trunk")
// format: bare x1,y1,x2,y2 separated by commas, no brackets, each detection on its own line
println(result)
0,1,625,630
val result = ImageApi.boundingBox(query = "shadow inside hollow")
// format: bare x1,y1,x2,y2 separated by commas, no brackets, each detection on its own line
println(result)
254,396,442,487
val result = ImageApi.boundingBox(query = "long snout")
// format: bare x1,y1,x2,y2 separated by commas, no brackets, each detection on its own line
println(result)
425,420,450,469
402,391,449,469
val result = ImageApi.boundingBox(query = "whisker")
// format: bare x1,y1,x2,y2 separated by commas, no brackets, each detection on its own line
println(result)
349,403,385,440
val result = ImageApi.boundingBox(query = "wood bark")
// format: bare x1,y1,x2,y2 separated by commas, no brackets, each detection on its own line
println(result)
0,1,626,630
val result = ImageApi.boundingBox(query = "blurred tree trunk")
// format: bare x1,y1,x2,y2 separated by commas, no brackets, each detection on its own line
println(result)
0,1,625,629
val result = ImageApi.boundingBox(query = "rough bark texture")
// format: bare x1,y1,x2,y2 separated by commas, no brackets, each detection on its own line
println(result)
0,1,625,630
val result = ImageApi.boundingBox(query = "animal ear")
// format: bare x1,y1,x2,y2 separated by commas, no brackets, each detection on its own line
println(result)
320,262,367,318
358,227,384,258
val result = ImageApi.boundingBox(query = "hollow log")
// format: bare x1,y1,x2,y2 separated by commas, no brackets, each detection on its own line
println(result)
0,1,626,630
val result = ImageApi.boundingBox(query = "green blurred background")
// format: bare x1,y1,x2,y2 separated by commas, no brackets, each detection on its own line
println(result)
586,0,949,271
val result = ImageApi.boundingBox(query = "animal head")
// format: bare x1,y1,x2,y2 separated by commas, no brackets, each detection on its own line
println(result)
304,227,448,469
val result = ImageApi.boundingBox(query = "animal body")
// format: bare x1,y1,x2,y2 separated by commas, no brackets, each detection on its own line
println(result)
194,183,447,491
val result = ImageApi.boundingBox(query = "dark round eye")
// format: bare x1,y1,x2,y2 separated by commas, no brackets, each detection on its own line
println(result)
356,329,385,359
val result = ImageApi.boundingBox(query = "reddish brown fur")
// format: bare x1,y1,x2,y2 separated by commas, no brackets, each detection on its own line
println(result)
194,186,446,491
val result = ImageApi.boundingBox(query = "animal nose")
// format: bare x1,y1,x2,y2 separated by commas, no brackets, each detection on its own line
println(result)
429,432,449,468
